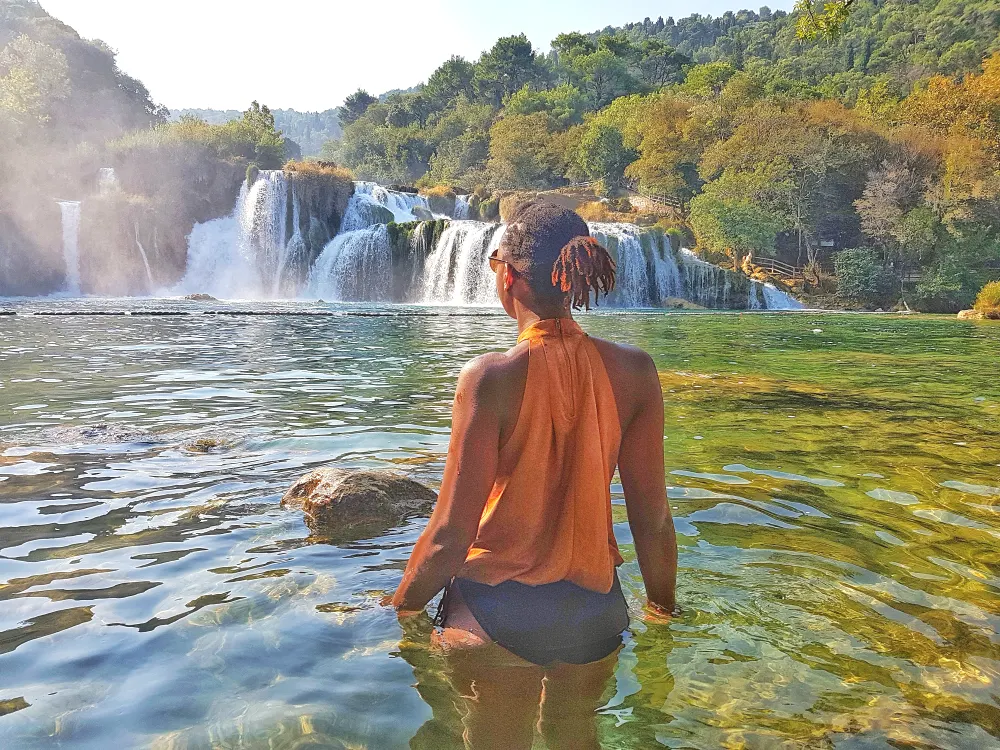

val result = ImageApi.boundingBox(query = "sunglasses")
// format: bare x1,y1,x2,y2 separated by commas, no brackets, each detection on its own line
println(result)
488,253,509,273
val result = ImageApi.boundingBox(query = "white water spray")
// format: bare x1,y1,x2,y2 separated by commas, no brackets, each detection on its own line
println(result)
342,182,432,231
57,200,82,295
421,222,505,305
307,225,392,301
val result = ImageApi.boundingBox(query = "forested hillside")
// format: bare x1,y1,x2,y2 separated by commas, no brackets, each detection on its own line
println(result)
325,0,1000,310
0,0,292,295
173,108,342,156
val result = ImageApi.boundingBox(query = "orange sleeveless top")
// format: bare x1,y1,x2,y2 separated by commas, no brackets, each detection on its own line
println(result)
458,318,624,594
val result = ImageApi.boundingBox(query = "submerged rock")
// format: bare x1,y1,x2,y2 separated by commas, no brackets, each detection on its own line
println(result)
43,422,155,445
184,293,218,302
281,468,437,537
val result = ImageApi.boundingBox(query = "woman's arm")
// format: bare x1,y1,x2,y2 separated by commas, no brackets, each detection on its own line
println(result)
618,353,677,612
391,355,503,613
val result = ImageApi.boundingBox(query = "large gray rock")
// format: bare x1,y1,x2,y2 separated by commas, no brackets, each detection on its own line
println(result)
281,468,437,537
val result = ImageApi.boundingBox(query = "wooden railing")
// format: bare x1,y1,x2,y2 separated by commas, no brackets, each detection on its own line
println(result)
755,257,803,277
569,180,685,211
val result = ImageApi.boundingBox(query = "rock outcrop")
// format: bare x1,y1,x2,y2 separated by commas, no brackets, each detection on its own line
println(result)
958,308,1000,320
281,468,437,537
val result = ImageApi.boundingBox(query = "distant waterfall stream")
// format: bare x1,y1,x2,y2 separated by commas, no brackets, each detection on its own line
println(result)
57,200,82,295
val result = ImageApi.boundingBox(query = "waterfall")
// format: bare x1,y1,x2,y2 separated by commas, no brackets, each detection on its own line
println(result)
133,222,154,291
454,195,471,220
342,182,432,230
421,222,505,305
589,223,683,308
175,182,262,299
307,225,392,301
241,170,289,295
57,200,82,295
282,184,308,294
762,282,805,310
171,178,803,309
98,167,118,195
679,250,733,308
176,171,311,299
589,223,650,307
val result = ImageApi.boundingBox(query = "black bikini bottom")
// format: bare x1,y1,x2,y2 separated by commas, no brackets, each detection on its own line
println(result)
443,572,629,667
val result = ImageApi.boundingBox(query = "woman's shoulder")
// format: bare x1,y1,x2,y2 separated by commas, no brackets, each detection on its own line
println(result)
587,337,660,423
457,345,530,410
588,337,656,378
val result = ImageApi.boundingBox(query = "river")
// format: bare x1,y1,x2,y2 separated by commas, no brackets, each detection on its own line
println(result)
1,301,998,748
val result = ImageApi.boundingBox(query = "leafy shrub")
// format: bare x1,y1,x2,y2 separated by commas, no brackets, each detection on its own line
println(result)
576,201,610,222
975,280,1000,311
419,184,457,215
834,248,897,308
284,160,354,182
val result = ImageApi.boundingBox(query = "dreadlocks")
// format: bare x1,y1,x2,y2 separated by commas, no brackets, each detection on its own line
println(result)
551,236,617,310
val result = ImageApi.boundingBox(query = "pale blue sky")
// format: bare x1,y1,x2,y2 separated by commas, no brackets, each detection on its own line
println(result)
40,0,795,112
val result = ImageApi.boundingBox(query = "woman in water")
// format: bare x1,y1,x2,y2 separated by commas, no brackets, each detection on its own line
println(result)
391,200,677,749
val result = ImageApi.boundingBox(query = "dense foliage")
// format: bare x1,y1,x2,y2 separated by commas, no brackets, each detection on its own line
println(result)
0,0,169,293
173,108,342,157
975,280,1000,311
323,0,1000,310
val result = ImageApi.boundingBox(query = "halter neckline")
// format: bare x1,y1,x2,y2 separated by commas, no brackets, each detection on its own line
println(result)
517,318,584,344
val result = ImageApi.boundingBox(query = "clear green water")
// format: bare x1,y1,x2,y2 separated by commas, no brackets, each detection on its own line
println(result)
1,303,999,749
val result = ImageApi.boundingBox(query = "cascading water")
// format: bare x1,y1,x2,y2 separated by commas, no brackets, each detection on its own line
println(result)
172,177,802,308
454,195,471,220
175,181,262,299
762,282,805,310
176,171,314,298
241,170,289,296
57,200,82,295
307,225,392,301
589,223,683,308
98,167,118,195
421,222,505,305
342,182,432,231
133,223,155,291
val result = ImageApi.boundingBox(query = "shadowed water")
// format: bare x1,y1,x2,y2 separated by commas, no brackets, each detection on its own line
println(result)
1,302,999,748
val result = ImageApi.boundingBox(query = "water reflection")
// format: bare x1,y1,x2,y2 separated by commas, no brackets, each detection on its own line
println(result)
0,303,998,748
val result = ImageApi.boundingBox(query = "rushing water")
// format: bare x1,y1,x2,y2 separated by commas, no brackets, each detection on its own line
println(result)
1,303,998,748
56,201,82,296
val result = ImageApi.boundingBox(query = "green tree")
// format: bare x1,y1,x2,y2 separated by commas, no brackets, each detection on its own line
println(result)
340,89,378,126
506,83,588,127
474,35,546,107
425,56,475,108
638,39,689,87
795,0,857,40
0,34,69,126
578,123,636,186
682,62,737,97
689,192,784,268
487,112,562,188
834,247,897,307
226,101,286,168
